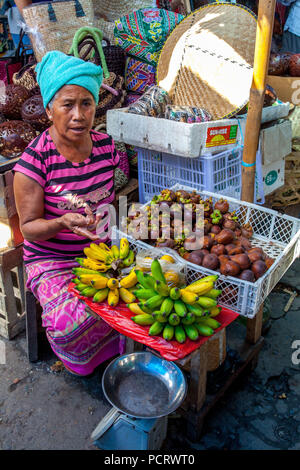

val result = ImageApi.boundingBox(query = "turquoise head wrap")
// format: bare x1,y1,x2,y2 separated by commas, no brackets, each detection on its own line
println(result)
35,50,103,108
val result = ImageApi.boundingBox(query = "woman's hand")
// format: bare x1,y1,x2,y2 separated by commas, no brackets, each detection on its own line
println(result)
59,209,100,241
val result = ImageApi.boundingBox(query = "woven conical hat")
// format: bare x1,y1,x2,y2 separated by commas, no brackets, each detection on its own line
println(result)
157,3,257,120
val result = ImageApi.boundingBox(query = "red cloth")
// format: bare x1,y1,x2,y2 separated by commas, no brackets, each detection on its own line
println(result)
69,282,239,362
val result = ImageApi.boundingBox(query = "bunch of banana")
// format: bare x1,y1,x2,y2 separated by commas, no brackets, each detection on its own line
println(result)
72,264,139,306
75,238,135,273
128,260,223,344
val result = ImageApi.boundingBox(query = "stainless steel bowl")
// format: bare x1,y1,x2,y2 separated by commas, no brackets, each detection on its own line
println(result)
102,352,187,419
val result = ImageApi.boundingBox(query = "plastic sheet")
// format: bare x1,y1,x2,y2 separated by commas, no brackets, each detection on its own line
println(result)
68,282,239,361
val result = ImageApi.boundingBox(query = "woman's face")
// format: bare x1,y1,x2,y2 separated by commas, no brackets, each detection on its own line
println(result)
46,85,96,143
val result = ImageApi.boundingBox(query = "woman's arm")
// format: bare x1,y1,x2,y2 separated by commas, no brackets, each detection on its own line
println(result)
14,0,32,13
13,172,98,242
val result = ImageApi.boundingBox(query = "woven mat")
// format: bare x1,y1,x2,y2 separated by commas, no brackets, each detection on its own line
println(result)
157,3,257,120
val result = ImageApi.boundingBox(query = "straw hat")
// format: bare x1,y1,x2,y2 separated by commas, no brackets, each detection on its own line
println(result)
92,0,156,22
156,3,257,120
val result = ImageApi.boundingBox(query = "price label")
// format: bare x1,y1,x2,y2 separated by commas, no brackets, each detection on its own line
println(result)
206,125,238,148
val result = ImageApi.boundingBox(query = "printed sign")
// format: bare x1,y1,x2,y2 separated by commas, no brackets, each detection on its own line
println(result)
265,170,278,186
206,125,238,148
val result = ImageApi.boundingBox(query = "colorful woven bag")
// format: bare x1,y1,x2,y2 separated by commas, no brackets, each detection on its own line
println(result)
114,8,184,67
125,57,156,94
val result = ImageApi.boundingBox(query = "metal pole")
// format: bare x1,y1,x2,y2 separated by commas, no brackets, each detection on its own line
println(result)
241,0,276,203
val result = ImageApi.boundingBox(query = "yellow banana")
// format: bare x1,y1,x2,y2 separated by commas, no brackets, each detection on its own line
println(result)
186,275,219,289
79,274,108,286
120,238,130,259
84,247,105,262
185,281,214,295
91,277,109,289
120,270,138,288
89,243,108,260
76,257,106,271
119,287,136,303
127,303,146,315
180,289,199,305
99,242,112,255
108,288,119,307
111,245,120,260
107,278,120,289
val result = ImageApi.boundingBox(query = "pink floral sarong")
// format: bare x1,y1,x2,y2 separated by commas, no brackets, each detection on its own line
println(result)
26,259,125,375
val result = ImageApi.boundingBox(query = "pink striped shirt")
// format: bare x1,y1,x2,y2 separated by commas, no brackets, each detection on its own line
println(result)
14,129,120,264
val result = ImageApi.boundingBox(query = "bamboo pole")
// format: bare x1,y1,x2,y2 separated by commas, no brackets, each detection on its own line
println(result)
241,0,276,203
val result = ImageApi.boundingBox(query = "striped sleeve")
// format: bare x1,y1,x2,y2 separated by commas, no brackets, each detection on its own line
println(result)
13,147,46,188
111,139,120,169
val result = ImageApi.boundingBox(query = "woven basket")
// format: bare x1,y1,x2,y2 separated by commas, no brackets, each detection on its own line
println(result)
94,18,115,43
102,37,126,77
92,0,156,22
12,62,38,92
156,3,257,120
22,0,94,62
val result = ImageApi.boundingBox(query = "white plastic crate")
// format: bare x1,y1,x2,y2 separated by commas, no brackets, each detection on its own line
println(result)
137,146,242,203
113,183,300,319
107,102,289,158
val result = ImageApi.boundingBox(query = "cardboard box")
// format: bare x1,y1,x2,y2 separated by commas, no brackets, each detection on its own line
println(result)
267,75,300,105
262,159,285,196
260,120,292,166
0,170,23,249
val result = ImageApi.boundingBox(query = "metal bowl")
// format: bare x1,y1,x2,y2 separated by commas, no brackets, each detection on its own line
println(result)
102,352,187,419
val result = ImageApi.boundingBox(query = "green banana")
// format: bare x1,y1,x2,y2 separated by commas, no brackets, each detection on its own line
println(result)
163,324,175,341
148,321,165,336
138,302,154,314
175,325,186,344
197,317,221,329
144,295,164,310
181,312,195,325
195,323,214,336
135,270,156,289
186,303,204,317
197,297,218,309
160,297,174,316
72,267,104,276
152,311,168,323
93,287,109,303
205,289,222,299
81,286,98,297
169,287,181,300
154,280,170,297
122,249,135,267
173,299,188,317
73,277,81,284
183,324,199,341
151,259,166,284
75,282,90,292
131,314,155,326
209,306,222,317
168,313,181,326
134,288,157,300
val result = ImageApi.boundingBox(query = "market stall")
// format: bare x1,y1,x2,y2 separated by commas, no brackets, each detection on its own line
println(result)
0,0,299,450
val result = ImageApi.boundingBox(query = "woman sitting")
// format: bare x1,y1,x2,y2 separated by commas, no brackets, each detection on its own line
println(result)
13,50,124,376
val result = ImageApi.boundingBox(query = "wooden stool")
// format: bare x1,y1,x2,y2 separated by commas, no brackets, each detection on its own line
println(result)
25,289,39,363
0,245,26,340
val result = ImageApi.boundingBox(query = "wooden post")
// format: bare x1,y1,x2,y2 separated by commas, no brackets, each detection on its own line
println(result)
241,0,276,203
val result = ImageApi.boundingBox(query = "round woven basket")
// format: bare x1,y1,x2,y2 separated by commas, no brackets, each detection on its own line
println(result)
156,3,257,120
